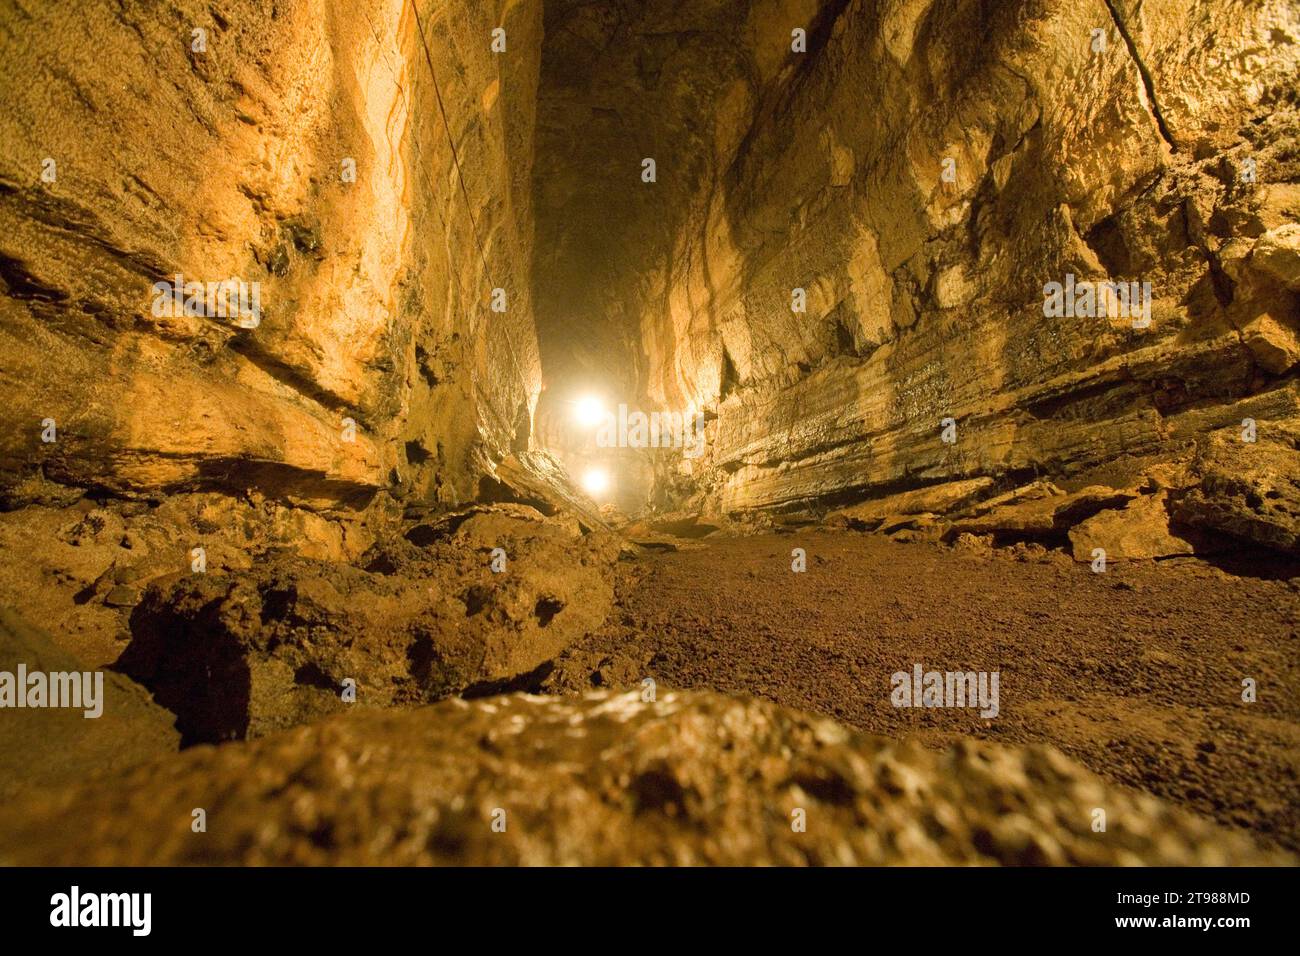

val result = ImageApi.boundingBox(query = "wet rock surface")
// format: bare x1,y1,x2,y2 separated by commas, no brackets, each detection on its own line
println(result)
0,689,1287,866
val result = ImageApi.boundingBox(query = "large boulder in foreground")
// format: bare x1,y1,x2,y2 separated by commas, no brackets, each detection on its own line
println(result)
0,690,1285,866
117,505,619,744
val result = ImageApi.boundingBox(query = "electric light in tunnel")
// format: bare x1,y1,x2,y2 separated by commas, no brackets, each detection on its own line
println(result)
573,395,607,428
581,467,611,497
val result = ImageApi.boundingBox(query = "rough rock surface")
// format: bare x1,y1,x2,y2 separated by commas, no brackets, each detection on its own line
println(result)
946,482,1133,541
0,491,391,672
827,477,997,529
117,504,620,743
1068,492,1198,561
5,0,1296,547
0,690,1286,866
543,531,1300,849
1174,419,1300,554
0,0,543,510
531,0,1300,539
0,0,1296,874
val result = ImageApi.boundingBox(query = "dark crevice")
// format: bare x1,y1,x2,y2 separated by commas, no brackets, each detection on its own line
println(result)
719,346,740,401
293,662,338,692
1100,0,1178,150
460,660,555,699
0,254,69,301
533,595,564,627
404,439,433,465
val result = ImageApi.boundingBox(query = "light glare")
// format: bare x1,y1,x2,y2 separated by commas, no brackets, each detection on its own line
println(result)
581,467,611,497
573,395,606,427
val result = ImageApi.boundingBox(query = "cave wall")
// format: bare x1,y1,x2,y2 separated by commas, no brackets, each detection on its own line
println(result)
3,0,1297,552
0,0,543,519
617,0,1299,544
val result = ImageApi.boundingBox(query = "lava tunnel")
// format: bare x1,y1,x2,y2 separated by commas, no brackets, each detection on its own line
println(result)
0,0,1298,894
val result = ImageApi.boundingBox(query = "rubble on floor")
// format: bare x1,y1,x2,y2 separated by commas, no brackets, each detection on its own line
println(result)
116,503,621,743
818,416,1300,561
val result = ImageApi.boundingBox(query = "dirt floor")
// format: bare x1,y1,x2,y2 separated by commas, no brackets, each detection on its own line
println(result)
544,531,1300,852
3,500,1296,857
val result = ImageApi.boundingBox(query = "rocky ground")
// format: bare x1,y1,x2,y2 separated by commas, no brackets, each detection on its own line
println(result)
0,485,1296,865
545,529,1300,852
0,690,1288,866
0,494,622,756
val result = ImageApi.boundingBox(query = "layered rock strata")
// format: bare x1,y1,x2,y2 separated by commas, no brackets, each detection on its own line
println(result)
531,0,1300,551
0,0,543,513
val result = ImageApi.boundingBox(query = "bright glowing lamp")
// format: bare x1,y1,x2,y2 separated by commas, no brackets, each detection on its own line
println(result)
573,395,606,428
581,467,611,497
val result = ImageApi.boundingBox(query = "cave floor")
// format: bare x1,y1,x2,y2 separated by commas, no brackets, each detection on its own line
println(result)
543,531,1300,852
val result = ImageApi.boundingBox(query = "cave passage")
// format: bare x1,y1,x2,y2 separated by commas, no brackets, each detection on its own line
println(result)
0,0,1297,868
